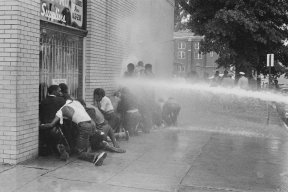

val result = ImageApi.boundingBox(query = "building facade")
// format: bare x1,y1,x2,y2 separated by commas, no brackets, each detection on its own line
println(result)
174,31,218,78
0,0,174,164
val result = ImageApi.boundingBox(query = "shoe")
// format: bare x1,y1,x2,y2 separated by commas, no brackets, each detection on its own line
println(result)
125,130,130,141
93,152,107,166
57,144,69,161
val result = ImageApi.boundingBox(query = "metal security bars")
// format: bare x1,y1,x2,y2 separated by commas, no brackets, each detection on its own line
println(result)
39,27,83,102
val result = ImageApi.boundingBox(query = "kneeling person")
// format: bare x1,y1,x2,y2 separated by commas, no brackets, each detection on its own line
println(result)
79,99,127,153
40,99,107,166
162,97,181,127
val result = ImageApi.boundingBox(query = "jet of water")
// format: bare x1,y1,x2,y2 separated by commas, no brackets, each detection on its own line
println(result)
116,78,288,105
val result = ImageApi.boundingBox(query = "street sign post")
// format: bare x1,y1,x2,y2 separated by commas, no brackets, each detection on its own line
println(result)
267,54,274,88
267,54,274,67
266,53,274,125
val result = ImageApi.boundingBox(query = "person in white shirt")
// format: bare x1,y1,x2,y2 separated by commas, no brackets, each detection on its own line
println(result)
238,72,249,90
94,88,121,132
40,99,107,166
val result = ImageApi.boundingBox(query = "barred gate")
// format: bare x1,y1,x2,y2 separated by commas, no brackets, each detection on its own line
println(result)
39,27,83,102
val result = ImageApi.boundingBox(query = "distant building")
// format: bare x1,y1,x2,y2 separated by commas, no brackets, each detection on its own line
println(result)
174,31,219,79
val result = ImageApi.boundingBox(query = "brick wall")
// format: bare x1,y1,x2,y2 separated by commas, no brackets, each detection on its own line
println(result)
85,0,174,103
85,0,136,103
0,0,39,164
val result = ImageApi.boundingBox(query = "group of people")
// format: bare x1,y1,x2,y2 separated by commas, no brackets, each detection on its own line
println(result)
120,61,181,131
39,84,127,166
38,61,181,166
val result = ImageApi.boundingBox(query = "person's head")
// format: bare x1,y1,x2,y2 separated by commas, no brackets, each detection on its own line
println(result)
215,71,219,76
224,70,229,76
48,85,61,96
137,61,144,67
145,64,152,72
59,83,68,94
127,63,135,72
94,88,105,102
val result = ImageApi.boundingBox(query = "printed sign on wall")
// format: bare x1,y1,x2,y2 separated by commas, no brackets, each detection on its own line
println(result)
52,79,67,85
40,0,84,29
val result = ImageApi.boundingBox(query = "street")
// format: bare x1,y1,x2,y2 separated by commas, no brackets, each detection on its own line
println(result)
1,93,288,192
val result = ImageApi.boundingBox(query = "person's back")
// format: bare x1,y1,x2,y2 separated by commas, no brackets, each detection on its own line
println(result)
39,85,65,156
58,100,91,124
40,96,65,123
40,85,65,123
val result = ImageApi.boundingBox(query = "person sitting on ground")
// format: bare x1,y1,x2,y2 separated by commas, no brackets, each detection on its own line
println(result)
162,97,181,127
118,87,141,136
40,99,107,166
78,99,127,153
94,88,121,133
39,85,66,156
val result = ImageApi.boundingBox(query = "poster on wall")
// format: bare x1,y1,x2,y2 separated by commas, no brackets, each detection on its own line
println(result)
40,0,84,29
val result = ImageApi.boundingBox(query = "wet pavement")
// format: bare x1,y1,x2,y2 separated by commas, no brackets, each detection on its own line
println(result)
1,96,288,192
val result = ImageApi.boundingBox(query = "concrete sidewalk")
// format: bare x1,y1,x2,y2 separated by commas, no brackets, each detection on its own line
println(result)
0,128,206,192
1,117,288,192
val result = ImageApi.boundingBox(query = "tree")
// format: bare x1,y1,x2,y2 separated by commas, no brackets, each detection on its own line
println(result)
175,0,288,81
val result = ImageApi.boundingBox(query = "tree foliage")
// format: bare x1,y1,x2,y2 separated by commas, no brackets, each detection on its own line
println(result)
175,0,288,77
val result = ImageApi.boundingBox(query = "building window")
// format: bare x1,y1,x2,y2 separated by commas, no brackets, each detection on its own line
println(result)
178,51,186,59
177,65,185,72
194,52,202,59
210,52,214,57
194,42,200,49
178,42,186,49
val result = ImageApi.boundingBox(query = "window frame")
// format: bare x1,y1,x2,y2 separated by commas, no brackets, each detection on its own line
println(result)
194,42,200,49
178,41,186,49
177,51,186,59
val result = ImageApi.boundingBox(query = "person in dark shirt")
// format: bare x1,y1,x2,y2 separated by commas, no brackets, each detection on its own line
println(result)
118,87,141,136
39,85,65,156
123,63,136,78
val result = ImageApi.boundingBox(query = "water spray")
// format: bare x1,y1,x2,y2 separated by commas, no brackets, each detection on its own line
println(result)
116,78,288,105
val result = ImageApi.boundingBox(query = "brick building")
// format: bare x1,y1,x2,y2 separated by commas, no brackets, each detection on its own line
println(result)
174,31,219,78
0,0,174,164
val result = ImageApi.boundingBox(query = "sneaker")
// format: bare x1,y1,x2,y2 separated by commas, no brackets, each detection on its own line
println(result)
57,144,69,161
93,152,107,166
125,130,130,141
